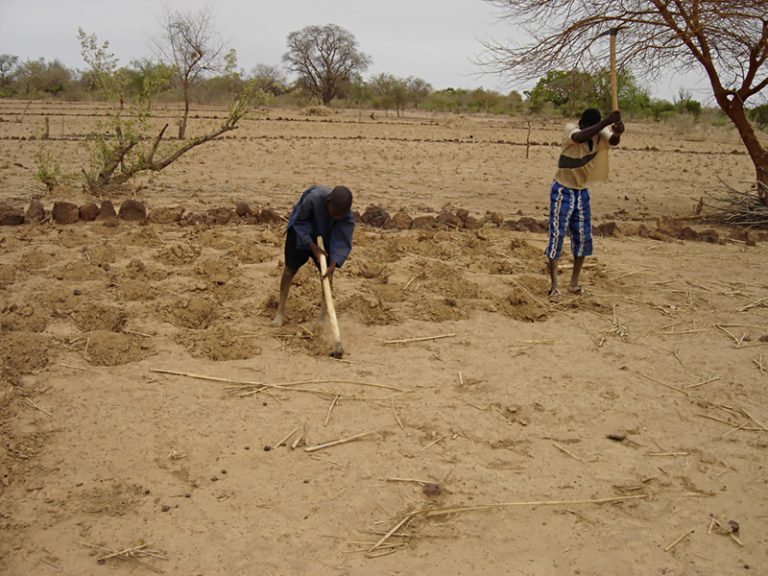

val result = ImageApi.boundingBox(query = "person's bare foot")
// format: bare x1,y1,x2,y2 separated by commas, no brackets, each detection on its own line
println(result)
271,312,285,327
568,285,589,296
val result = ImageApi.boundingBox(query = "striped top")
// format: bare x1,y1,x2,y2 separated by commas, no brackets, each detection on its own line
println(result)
554,123,612,189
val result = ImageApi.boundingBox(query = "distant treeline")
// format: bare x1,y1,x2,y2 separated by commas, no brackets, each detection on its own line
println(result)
2,53,766,126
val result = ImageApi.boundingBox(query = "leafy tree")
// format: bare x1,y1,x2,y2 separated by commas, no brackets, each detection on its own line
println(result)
250,64,288,96
0,54,19,89
405,76,433,109
127,59,174,108
370,73,409,116
283,24,371,105
526,69,596,114
482,0,768,203
15,58,72,97
155,6,224,138
78,29,250,194
751,104,768,130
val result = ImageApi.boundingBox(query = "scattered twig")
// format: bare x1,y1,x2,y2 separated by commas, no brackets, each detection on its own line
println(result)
753,354,766,375
419,436,444,451
276,427,298,448
714,324,741,346
23,395,52,416
382,333,456,345
552,442,585,462
638,373,690,397
324,394,340,426
738,296,768,312
684,376,720,389
511,279,551,309
391,396,404,430
664,529,694,552
368,495,647,553
385,477,434,486
304,430,380,453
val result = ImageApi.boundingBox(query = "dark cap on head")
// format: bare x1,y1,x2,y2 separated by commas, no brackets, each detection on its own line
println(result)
579,108,602,128
328,186,353,213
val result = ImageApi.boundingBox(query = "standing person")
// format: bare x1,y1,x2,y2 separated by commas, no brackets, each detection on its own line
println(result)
271,185,355,327
546,108,625,297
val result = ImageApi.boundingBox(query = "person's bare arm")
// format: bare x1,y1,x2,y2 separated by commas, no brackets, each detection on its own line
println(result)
609,120,625,146
572,111,621,143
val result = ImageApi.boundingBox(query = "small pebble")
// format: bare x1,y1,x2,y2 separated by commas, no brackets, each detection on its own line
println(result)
263,445,272,452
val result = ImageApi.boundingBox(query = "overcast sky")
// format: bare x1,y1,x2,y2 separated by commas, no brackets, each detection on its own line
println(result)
0,0,709,101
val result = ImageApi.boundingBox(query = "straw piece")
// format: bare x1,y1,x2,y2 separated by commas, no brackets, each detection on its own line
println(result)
304,430,379,453
324,395,340,426
738,296,768,312
382,334,456,345
664,529,694,552
23,396,52,416
276,428,298,448
391,396,404,430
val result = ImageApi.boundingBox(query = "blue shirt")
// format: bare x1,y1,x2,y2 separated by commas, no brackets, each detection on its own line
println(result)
286,185,355,267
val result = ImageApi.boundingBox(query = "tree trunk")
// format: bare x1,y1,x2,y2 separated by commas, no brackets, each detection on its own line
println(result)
179,83,190,139
721,96,768,205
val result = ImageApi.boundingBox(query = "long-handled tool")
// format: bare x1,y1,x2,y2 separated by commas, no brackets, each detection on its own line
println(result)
316,237,344,358
608,28,620,112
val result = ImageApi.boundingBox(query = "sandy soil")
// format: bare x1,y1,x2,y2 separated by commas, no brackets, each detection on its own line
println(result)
1,100,767,575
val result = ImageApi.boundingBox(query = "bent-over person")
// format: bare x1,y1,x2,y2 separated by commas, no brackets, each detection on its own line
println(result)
272,185,354,326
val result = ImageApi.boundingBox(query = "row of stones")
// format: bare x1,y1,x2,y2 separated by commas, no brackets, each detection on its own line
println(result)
0,199,762,245
0,200,286,226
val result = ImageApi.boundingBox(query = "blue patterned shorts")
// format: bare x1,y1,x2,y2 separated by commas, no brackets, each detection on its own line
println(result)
545,181,593,259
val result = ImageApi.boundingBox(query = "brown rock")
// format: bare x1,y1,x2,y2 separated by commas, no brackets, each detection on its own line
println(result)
746,231,758,247
24,200,46,223
436,210,463,229
656,216,683,238
52,201,80,224
79,203,100,222
259,207,284,224
463,215,482,230
182,212,204,226
680,226,700,241
410,215,437,230
207,207,234,225
648,229,670,242
516,217,546,233
699,229,720,244
595,221,621,237
148,206,184,224
0,203,24,226
729,229,748,242
361,205,390,228
486,212,504,226
119,199,147,222
383,210,412,230
235,201,251,217
97,200,118,221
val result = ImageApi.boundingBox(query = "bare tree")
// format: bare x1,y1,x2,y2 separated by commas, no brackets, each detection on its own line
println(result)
283,24,371,105
155,6,224,138
481,0,768,203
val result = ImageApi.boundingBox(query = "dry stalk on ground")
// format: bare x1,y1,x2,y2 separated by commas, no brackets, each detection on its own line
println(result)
702,179,768,228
